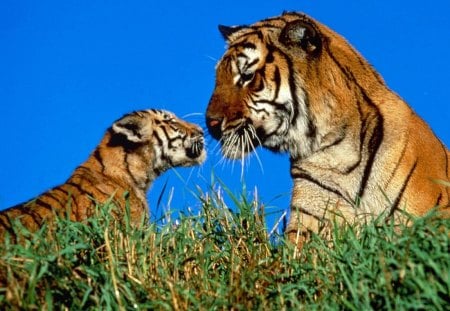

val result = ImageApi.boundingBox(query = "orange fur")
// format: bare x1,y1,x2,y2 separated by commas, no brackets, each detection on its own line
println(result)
206,12,449,248
1,109,205,240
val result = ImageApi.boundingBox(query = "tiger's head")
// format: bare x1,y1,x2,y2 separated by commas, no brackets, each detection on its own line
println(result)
206,12,383,161
109,109,206,177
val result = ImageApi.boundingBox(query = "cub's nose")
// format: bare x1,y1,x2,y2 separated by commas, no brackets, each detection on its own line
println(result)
186,137,204,159
206,117,222,140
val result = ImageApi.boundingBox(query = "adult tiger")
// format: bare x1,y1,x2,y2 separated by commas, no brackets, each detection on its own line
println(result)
0,109,206,239
205,12,450,248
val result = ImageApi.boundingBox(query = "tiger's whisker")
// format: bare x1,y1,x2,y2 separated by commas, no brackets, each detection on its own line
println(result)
240,134,246,179
182,112,204,119
246,128,264,173
205,54,218,62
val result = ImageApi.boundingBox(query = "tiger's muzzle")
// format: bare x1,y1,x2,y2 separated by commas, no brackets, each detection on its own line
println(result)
206,116,222,141
186,135,205,159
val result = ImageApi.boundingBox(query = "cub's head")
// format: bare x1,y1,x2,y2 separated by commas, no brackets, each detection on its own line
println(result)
206,12,382,161
110,109,206,174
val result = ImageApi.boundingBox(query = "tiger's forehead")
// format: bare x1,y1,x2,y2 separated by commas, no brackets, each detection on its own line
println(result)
120,109,177,123
226,28,276,49
224,33,268,60
144,109,175,119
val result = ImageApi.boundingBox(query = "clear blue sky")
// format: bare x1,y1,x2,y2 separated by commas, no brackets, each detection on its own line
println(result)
1,1,449,231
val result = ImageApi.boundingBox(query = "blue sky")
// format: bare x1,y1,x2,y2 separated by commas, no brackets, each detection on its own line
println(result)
1,1,449,231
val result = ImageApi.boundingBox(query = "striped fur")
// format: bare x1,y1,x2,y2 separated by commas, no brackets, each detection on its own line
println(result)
1,109,205,239
206,12,450,248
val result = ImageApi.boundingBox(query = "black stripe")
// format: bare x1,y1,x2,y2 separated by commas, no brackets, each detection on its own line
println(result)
290,169,354,206
386,136,409,188
293,206,325,221
66,192,79,213
389,160,418,216
252,69,265,92
327,47,385,199
303,91,317,141
125,153,140,186
241,42,256,49
0,216,16,236
272,66,281,100
246,58,259,68
14,202,45,226
266,49,274,63
320,132,346,152
159,126,173,147
272,44,316,137
248,105,269,115
93,149,106,173
53,187,70,197
153,129,176,168
39,190,69,208
228,28,264,43
357,118,384,199
438,139,449,179
35,197,59,210
154,130,164,146
22,211,43,226
66,181,99,199
266,44,302,125
435,193,443,207
354,99,366,162
437,141,450,207
286,52,300,125
254,99,289,112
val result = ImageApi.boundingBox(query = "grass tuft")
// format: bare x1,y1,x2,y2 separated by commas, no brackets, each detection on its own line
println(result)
1,189,449,310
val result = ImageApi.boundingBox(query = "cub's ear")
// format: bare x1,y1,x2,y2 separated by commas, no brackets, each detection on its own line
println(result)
111,114,148,144
218,25,247,41
280,19,322,55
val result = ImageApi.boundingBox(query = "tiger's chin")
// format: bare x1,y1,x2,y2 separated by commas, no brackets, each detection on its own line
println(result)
219,125,262,160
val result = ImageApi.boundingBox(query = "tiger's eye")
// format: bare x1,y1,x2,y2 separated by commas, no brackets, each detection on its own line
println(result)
241,72,254,83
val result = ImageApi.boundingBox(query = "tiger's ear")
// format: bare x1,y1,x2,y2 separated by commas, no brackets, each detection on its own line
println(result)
218,25,247,41
280,20,322,55
111,114,149,144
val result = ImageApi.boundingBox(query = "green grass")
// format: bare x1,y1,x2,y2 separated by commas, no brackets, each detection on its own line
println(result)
0,187,449,310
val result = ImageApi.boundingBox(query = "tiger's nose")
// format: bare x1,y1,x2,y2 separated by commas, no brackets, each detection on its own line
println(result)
206,116,222,140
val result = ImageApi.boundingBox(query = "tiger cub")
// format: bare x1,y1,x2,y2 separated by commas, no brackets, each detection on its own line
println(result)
0,109,205,238
205,12,450,248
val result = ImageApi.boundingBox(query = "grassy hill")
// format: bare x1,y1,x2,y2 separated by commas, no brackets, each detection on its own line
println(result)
1,188,449,310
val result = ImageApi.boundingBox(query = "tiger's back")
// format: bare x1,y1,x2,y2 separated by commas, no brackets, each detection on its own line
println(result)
0,161,144,235
0,109,206,239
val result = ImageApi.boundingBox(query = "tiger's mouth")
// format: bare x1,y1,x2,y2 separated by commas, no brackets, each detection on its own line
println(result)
185,136,206,160
207,118,264,159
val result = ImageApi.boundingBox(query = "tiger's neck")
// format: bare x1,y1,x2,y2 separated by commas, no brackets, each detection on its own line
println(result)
79,137,156,200
288,81,390,207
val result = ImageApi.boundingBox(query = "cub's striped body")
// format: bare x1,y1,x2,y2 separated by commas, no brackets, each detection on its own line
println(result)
205,12,450,247
1,109,205,238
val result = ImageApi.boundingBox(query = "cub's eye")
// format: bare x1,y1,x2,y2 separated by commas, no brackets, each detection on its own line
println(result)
162,113,175,121
241,72,254,83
